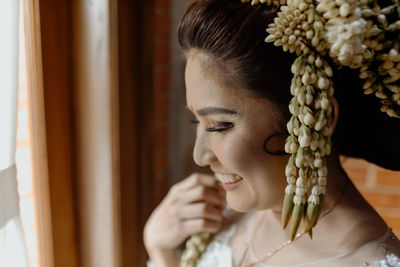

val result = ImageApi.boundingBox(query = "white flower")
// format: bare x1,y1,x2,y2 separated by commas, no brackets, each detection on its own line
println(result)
326,18,368,68
311,185,319,195
296,187,306,196
287,176,297,184
296,177,306,187
285,163,297,176
294,195,306,205
337,24,353,39
308,194,320,204
285,184,296,194
318,166,328,177
318,177,327,186
318,186,326,195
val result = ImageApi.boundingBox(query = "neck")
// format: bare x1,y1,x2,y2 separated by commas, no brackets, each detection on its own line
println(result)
265,152,352,237
321,152,349,214
247,154,385,264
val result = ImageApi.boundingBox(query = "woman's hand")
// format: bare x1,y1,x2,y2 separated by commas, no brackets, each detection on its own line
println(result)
144,173,225,252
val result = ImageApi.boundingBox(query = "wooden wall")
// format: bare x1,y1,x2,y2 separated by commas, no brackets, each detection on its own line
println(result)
36,0,171,266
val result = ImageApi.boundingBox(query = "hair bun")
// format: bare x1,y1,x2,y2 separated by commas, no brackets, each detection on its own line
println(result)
333,66,400,171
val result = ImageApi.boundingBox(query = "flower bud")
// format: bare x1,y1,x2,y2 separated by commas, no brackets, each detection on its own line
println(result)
298,93,306,105
377,14,387,28
313,21,323,31
310,140,319,151
295,155,304,168
299,2,308,11
306,30,314,40
302,71,312,85
324,8,339,19
306,92,313,106
265,35,276,43
318,166,328,177
289,101,300,116
314,158,323,168
308,194,319,204
362,8,374,17
294,195,306,205
283,27,292,36
318,186,326,195
321,97,330,110
290,142,299,153
285,142,291,153
288,35,296,45
296,177,306,186
300,134,312,147
317,76,329,90
318,177,327,186
315,56,323,68
311,185,319,195
287,176,296,184
285,164,297,177
282,35,289,44
325,141,332,155
322,126,331,136
382,60,394,70
339,3,350,17
296,187,306,196
285,184,296,194
324,64,333,77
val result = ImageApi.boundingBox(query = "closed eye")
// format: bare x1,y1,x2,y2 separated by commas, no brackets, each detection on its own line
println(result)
206,122,233,132
190,118,199,124
189,117,233,132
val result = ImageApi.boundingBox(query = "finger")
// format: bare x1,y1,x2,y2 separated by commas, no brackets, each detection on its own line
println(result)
176,173,219,192
176,186,225,208
178,202,224,221
182,218,221,234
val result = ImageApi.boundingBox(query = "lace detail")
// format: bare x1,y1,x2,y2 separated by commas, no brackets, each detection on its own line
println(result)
146,227,400,267
196,225,236,267
374,254,400,267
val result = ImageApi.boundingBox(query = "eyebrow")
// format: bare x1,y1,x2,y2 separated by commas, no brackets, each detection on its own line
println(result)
186,106,238,116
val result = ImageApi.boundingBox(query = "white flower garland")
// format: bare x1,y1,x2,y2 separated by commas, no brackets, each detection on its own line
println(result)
250,0,400,241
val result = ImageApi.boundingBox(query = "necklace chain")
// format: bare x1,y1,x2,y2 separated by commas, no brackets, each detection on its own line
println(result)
239,179,350,267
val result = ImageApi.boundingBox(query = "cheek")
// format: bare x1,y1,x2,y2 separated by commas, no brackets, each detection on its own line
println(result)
213,131,265,175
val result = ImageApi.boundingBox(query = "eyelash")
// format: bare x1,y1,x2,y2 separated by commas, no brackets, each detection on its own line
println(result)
190,119,233,132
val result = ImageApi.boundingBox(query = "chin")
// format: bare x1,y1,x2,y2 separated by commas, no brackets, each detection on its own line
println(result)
226,193,254,212
226,192,282,212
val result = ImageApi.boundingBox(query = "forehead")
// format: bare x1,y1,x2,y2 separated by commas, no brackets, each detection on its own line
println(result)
184,50,271,115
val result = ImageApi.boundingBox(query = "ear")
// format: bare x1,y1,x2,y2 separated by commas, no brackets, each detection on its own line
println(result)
329,97,339,138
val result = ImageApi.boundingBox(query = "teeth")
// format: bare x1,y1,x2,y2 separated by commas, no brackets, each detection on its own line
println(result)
214,173,243,184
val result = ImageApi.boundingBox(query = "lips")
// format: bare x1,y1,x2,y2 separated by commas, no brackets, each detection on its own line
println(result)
214,173,244,191
214,173,243,184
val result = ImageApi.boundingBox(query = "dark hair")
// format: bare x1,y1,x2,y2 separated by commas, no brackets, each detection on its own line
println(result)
178,0,295,120
178,0,400,170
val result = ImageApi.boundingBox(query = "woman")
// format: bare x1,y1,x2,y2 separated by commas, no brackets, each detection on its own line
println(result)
144,0,400,266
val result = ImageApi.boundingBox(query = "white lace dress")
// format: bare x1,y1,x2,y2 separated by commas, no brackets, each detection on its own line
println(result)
194,224,400,267
148,211,400,267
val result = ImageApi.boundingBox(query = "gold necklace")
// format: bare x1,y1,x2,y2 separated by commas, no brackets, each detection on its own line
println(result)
238,179,350,267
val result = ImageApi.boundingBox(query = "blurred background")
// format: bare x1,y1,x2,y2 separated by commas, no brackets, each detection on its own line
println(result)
1,0,399,267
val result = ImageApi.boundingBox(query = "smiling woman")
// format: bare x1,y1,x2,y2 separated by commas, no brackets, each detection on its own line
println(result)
185,50,288,213
144,0,400,266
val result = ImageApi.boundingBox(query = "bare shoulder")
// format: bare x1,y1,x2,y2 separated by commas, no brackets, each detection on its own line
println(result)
341,228,400,267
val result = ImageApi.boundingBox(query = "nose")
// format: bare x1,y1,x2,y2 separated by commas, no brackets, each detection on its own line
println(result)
193,133,217,167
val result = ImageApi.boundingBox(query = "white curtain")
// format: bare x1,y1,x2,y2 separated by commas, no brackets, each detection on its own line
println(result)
0,0,29,266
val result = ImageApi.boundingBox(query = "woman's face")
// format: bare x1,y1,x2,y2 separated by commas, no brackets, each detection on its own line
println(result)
185,50,289,212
